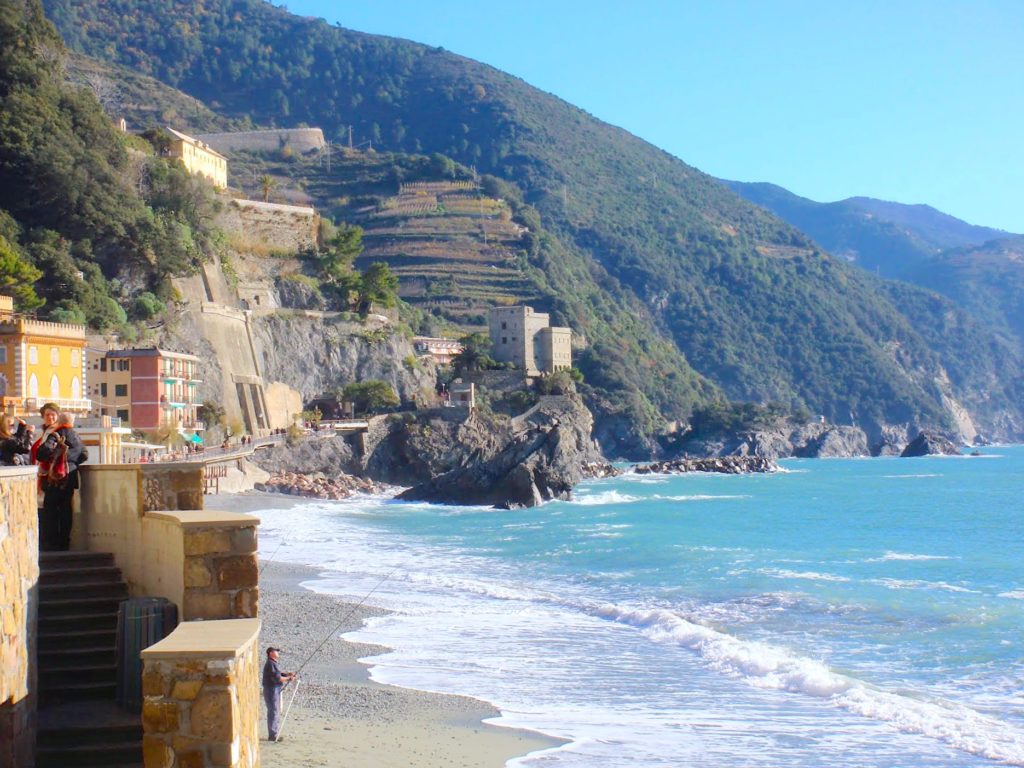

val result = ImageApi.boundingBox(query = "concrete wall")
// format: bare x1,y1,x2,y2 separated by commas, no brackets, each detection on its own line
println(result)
0,466,38,768
141,618,261,768
76,466,259,621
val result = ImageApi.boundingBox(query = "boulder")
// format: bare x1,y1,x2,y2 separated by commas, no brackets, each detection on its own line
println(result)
900,430,961,457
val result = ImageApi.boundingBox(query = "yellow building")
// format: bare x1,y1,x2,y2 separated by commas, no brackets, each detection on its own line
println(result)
0,296,91,418
166,128,228,189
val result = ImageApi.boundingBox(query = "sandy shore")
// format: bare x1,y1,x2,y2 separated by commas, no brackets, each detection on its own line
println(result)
213,491,565,768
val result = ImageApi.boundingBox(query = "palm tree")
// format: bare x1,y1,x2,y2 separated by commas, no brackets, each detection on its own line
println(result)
258,174,276,202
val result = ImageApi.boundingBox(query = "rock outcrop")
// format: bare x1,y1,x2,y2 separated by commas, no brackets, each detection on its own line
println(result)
370,394,603,508
248,433,361,476
254,471,388,499
900,430,961,457
671,422,870,460
634,456,777,475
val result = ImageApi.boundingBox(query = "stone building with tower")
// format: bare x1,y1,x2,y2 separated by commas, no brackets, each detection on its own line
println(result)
488,305,572,376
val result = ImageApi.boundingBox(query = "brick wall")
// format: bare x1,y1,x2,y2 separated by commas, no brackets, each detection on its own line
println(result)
0,467,38,768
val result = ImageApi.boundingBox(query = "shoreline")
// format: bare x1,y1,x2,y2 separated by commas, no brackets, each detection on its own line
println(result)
215,491,566,767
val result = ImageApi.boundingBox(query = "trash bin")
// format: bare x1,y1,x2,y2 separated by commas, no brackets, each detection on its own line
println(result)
116,597,179,712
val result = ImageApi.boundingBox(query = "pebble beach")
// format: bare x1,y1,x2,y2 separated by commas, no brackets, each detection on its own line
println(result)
216,492,563,768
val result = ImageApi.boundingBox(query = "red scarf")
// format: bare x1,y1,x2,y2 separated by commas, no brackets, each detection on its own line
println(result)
31,430,69,490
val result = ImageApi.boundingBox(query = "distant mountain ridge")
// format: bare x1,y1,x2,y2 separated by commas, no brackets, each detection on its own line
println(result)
38,0,1024,446
722,180,1015,278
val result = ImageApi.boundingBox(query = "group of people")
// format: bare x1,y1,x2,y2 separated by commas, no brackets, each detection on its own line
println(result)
0,403,87,551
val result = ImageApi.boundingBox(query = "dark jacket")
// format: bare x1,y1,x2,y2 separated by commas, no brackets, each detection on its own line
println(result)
34,425,88,488
0,420,33,465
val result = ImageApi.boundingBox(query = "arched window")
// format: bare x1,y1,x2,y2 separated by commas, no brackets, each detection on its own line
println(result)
71,377,81,401
28,374,38,398
51,347,59,366
50,374,59,398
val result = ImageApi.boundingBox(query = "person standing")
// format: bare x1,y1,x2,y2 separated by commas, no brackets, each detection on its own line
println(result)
262,647,296,742
32,403,87,551
0,416,34,465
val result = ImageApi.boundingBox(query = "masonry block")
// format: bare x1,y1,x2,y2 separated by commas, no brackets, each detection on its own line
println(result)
184,530,232,556
230,526,258,554
190,688,234,742
184,558,213,588
142,700,180,734
233,587,258,618
172,680,205,701
142,735,174,768
216,555,257,591
184,591,232,621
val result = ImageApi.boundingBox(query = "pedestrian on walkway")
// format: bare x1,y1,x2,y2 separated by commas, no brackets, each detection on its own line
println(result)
262,646,296,742
32,404,87,551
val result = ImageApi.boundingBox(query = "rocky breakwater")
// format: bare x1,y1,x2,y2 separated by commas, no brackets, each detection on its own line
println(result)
368,393,604,508
634,455,778,475
255,471,389,499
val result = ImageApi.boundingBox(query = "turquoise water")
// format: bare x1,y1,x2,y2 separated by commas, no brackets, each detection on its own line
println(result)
258,447,1024,766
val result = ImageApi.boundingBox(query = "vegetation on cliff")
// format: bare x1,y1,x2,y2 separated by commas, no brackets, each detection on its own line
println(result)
28,0,1024,445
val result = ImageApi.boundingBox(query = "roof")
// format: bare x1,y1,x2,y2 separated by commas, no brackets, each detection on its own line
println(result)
105,347,201,362
165,127,227,160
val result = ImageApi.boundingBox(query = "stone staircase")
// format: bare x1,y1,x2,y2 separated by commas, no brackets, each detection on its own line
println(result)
36,551,142,768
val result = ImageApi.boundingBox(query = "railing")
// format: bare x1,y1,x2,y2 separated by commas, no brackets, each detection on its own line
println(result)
24,397,92,412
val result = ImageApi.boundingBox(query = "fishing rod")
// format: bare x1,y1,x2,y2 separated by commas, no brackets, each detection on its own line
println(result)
292,567,402,677
258,539,286,577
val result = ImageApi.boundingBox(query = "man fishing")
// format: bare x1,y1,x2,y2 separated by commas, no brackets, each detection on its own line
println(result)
262,646,296,742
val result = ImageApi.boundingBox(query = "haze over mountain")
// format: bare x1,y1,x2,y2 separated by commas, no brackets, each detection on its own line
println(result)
722,180,1015,279
32,0,1024,447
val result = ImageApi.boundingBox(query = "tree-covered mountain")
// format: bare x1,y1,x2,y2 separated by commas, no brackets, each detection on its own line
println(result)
722,180,1015,279
0,0,224,334
36,0,1024,445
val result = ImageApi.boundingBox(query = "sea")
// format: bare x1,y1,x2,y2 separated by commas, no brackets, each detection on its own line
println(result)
256,446,1024,767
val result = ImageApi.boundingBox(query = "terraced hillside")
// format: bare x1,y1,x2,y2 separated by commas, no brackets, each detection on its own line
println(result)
354,180,540,329
225,149,549,331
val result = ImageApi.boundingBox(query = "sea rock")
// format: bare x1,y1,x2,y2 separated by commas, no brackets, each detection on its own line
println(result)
249,433,361,476
669,422,870,460
386,394,605,508
633,455,777,475
900,430,961,457
254,470,388,499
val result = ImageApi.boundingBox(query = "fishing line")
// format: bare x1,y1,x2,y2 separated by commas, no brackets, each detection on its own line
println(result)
259,539,286,576
293,567,401,677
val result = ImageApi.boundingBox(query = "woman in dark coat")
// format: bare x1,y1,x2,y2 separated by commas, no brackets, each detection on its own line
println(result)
0,415,34,465
32,403,87,551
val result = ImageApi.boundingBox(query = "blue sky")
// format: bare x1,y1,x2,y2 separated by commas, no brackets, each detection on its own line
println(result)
283,1,1023,233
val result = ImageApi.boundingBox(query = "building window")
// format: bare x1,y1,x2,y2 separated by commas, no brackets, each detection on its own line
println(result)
0,346,6,364
118,359,130,372
51,347,59,365
100,383,107,397
28,374,38,398
71,377,80,400
501,321,507,330
0,373,6,396
115,384,128,397
29,346,37,364
50,374,59,398
117,409,129,422
502,337,508,344
71,349,80,367
100,358,107,372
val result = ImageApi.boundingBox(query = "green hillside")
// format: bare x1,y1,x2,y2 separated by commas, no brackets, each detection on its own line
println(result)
723,180,1015,278
36,0,1024,443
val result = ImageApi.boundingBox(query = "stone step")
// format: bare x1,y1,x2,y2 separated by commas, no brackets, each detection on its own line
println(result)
39,611,118,635
38,595,126,618
39,647,116,671
36,738,141,767
41,663,118,688
40,679,117,703
39,627,116,651
40,565,123,586
39,580,130,601
39,551,115,570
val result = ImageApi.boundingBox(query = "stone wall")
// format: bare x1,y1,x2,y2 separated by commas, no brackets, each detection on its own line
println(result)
218,199,319,256
142,619,261,768
0,466,38,768
195,127,325,155
173,511,259,621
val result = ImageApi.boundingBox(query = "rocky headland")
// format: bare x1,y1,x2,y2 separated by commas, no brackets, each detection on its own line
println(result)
900,430,962,457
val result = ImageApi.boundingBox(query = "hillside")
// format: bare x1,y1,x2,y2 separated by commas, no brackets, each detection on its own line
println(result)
37,0,1024,445
722,180,1014,278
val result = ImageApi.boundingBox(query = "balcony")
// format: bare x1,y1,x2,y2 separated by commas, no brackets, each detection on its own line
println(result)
23,397,93,413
